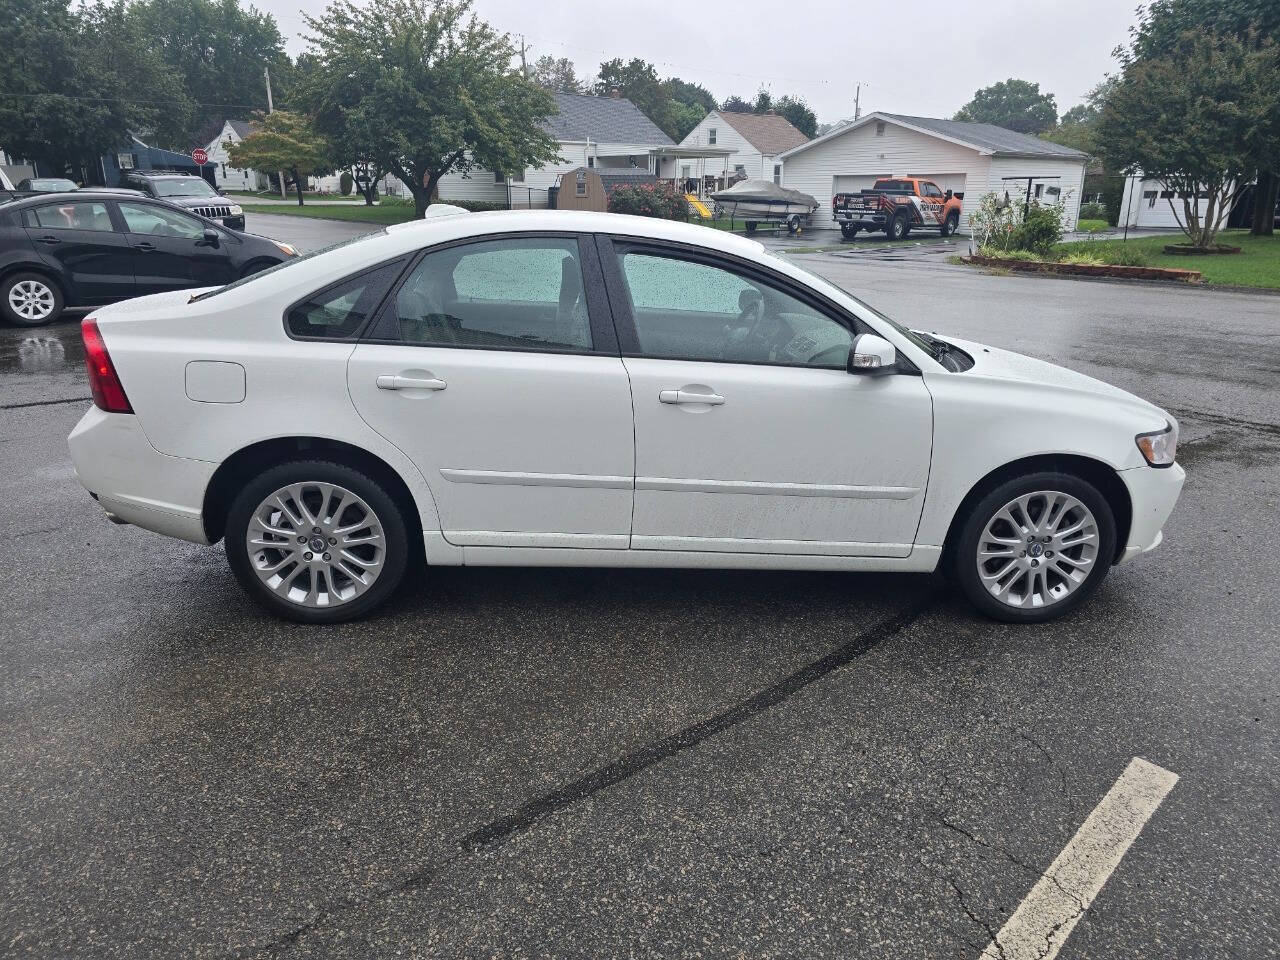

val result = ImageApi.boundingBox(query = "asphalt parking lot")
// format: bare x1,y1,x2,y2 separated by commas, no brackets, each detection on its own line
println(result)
2,212,1277,959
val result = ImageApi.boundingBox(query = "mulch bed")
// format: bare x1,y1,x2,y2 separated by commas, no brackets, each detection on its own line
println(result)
964,255,1202,283
1162,244,1242,255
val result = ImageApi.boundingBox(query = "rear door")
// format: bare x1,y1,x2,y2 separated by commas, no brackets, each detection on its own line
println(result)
346,233,635,550
116,200,238,294
21,200,135,305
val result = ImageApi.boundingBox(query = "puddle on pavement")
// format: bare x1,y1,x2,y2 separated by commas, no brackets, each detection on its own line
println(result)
0,330,83,375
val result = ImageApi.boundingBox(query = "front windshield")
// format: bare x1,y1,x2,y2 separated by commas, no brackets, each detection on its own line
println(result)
189,231,387,302
152,179,218,198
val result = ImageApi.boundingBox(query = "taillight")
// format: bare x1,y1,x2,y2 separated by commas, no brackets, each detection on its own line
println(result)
81,318,132,413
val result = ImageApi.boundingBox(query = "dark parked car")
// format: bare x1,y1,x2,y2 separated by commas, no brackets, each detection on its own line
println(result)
16,177,80,194
0,191,296,326
117,171,245,230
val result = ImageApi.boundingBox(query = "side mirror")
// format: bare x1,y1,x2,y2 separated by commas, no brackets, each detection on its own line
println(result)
847,333,897,375
944,189,953,200
199,228,220,247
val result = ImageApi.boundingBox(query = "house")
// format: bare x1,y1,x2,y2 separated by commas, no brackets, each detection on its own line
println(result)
778,112,1090,233
101,135,210,187
435,92,678,208
202,120,270,192
677,110,810,189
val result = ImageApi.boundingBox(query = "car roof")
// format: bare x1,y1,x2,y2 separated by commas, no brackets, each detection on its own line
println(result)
1,189,177,208
128,171,201,179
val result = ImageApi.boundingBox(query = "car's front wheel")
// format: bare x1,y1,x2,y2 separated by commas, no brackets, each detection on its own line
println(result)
225,460,410,623
2,272,64,326
952,472,1117,623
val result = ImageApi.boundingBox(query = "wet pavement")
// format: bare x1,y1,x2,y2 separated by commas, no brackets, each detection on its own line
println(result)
1,216,1277,959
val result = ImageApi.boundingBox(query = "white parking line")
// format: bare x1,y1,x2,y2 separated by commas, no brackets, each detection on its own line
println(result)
979,757,1179,960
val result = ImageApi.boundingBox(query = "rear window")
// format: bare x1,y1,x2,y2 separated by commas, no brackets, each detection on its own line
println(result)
874,180,914,193
285,259,406,339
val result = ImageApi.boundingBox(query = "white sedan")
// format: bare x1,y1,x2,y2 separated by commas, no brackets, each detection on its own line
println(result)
68,208,1184,624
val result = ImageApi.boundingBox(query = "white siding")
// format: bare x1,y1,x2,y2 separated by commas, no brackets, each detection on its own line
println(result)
985,156,1087,231
204,123,263,191
781,120,991,231
1118,175,1224,230
679,111,766,180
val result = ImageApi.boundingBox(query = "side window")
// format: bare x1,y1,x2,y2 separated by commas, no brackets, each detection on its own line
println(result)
118,202,205,239
614,250,853,368
385,237,592,352
27,202,114,232
922,182,943,198
286,260,404,339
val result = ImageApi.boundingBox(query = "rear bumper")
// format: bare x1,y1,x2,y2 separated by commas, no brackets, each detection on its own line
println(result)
68,406,216,544
1116,462,1185,563
835,211,886,227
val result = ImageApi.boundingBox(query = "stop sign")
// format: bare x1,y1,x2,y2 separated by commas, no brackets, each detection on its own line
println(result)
192,148,208,165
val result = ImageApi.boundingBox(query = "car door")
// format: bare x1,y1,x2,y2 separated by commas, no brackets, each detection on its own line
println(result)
116,200,238,294
21,200,135,305
346,233,635,549
600,237,933,557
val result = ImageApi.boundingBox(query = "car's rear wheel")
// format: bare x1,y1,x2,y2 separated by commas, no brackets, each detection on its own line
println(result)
2,272,63,327
225,460,410,623
841,223,858,240
886,211,909,240
952,472,1116,623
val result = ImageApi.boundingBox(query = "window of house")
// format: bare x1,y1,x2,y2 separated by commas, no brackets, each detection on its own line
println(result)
510,168,524,183
493,170,504,184
575,173,587,196
613,251,853,368
875,121,886,136
116,153,136,170
1143,190,1158,208
587,155,595,168
286,260,405,340
27,202,114,232
708,128,717,145
1160,190,1175,199
773,164,782,184
382,237,592,352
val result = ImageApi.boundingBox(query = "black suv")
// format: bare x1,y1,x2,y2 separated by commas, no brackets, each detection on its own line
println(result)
117,172,245,230
0,191,294,326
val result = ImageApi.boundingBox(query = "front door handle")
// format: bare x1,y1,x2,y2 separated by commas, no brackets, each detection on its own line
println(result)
659,388,725,405
376,374,447,391
36,235,61,245
135,242,156,252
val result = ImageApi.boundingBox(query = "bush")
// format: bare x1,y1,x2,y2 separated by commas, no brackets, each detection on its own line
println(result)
607,182,690,220
1083,242,1150,267
339,171,353,196
1079,202,1107,220
1012,201,1066,255
978,246,1041,261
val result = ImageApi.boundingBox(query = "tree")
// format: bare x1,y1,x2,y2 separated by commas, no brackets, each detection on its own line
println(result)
127,0,289,149
303,0,560,218
1125,0,1280,233
775,95,818,139
663,77,717,140
532,55,585,94
752,89,772,114
228,111,330,205
720,95,752,113
595,58,677,138
1098,30,1264,247
954,78,1058,134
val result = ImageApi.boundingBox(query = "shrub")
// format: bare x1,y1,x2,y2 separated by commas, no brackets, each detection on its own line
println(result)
339,171,353,196
1058,251,1104,265
607,182,690,220
1079,202,1107,220
1087,242,1150,267
978,246,1041,261
1012,201,1067,254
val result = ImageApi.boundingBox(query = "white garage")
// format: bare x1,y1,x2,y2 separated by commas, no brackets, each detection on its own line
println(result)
780,112,1089,234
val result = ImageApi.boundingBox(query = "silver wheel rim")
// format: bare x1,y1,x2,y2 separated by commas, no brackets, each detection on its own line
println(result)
8,279,55,321
245,482,385,608
976,490,1099,610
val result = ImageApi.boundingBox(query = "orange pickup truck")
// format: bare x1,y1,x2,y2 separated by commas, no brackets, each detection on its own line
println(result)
832,177,964,240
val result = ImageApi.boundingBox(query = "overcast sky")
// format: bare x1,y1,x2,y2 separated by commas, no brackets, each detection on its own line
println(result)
256,0,1141,123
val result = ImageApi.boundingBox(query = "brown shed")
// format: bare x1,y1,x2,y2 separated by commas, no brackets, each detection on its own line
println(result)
554,166,655,211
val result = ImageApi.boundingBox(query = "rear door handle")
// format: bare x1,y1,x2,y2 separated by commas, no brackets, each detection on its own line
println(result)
36,235,61,245
135,242,156,252
376,374,447,391
659,388,724,405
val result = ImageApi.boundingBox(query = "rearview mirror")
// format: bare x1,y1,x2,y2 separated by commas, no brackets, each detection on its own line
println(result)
847,333,897,375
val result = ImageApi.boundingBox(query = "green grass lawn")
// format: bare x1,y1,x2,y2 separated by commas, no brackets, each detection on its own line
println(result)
240,202,417,225
1056,229,1280,288
1076,219,1110,233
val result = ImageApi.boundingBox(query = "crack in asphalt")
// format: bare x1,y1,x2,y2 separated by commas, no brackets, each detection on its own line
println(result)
1169,406,1280,435
0,396,88,410
243,601,934,956
946,874,1006,960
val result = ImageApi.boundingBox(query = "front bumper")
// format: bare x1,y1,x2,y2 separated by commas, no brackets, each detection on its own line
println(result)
1116,462,1186,563
68,406,216,544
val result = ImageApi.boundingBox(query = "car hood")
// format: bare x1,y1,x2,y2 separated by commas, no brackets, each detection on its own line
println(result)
163,195,230,208
931,334,1172,425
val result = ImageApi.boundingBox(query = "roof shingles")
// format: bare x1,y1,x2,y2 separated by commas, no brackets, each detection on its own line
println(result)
881,114,1087,158
717,111,809,155
542,93,673,146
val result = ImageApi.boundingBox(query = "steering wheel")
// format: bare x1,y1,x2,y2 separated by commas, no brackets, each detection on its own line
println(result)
720,288,793,362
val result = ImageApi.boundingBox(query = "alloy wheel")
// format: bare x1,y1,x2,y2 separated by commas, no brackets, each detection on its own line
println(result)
244,481,385,608
975,490,1099,609
7,280,55,322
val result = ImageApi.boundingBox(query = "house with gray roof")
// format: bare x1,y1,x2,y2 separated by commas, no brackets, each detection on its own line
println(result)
777,111,1090,233
436,92,687,208
202,119,269,192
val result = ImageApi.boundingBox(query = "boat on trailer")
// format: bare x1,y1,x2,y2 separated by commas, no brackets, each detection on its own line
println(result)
710,180,819,234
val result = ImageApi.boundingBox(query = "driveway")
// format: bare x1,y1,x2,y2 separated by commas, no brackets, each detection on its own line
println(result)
1,215,1276,959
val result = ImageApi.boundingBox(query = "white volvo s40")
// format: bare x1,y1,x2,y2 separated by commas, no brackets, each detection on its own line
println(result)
68,208,1184,623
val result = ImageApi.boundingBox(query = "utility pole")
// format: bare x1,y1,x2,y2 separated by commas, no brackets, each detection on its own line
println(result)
265,66,286,199
854,84,861,120
518,35,529,79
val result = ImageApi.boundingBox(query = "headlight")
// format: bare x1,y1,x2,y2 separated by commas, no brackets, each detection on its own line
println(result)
228,204,243,216
272,240,298,257
1136,422,1178,467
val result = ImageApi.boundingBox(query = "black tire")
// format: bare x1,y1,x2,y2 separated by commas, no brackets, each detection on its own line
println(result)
225,459,411,623
744,221,758,234
940,211,959,237
1,271,64,327
951,471,1117,624
786,214,802,235
840,223,859,240
886,211,910,240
